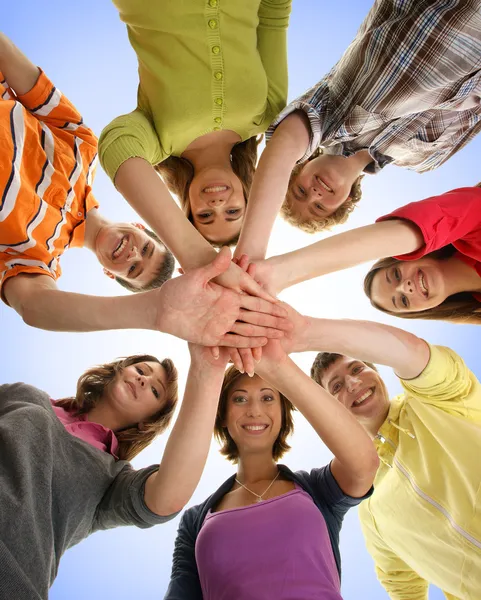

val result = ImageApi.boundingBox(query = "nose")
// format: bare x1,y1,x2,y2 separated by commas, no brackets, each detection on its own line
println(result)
246,400,262,417
395,279,414,295
206,196,226,207
136,374,146,388
345,374,362,393
309,185,322,200
127,245,140,261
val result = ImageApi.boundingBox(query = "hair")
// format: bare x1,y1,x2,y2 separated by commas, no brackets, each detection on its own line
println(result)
311,352,377,388
214,366,295,463
154,137,261,247
363,247,481,325
114,229,176,293
55,354,178,461
280,148,364,233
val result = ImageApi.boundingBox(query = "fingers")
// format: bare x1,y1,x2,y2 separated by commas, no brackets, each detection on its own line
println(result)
228,348,244,372
240,295,288,317
238,307,293,332
237,254,250,272
201,247,232,282
231,321,284,339
239,348,255,377
240,273,277,303
252,346,262,363
218,334,268,349
247,263,257,279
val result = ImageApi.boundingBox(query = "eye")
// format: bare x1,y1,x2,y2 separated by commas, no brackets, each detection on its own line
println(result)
394,267,401,281
128,264,136,275
332,382,342,394
141,243,149,256
315,203,324,212
151,386,159,399
135,366,144,376
401,294,409,308
297,185,306,197
352,365,363,374
262,394,274,402
198,212,212,219
226,209,240,215
233,395,247,404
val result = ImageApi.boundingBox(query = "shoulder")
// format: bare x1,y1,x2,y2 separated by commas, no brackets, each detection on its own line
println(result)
0,382,52,410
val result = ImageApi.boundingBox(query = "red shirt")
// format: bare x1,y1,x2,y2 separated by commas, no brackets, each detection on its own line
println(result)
377,186,481,301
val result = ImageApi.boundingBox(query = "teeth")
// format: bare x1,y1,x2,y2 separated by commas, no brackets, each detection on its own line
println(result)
419,272,428,296
354,389,373,406
244,425,267,431
203,185,228,193
316,176,333,193
113,236,127,259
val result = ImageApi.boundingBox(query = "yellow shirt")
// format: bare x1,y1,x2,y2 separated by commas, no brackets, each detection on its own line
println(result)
359,345,481,600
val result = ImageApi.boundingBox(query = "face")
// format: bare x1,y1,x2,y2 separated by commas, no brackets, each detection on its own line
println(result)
188,168,246,245
321,357,389,430
288,155,356,221
370,257,447,313
224,375,283,457
103,360,168,428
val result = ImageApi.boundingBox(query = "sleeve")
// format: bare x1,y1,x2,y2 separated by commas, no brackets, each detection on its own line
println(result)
98,108,166,182
0,71,15,101
400,345,481,420
359,508,429,600
14,69,97,149
92,464,180,531
0,254,59,304
164,509,203,600
257,0,292,116
306,463,373,524
376,187,481,260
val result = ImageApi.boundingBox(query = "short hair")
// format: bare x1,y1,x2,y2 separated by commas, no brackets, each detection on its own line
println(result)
55,354,178,461
114,228,175,293
214,365,295,463
155,137,261,247
363,251,481,325
281,149,364,233
311,352,377,388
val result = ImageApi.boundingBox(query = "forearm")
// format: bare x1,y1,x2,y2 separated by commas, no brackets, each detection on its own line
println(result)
115,157,217,270
269,219,424,291
145,363,224,515
261,359,377,476
235,112,309,260
304,318,430,379
0,33,40,95
11,285,158,332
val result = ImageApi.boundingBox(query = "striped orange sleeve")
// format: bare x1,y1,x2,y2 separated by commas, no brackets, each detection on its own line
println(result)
15,69,98,149
0,71,16,102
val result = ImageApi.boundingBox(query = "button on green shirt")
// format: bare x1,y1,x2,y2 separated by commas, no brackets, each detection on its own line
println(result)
99,0,291,181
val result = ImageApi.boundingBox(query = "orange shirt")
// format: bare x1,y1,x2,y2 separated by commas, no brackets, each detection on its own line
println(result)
0,70,99,301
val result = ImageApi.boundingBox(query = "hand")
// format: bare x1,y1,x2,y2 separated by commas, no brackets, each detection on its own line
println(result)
156,247,291,348
255,339,289,379
213,260,277,301
233,255,284,297
189,343,230,370
277,302,311,354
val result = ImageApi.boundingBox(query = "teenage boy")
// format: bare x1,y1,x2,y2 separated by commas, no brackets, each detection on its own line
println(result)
235,0,481,260
0,33,288,356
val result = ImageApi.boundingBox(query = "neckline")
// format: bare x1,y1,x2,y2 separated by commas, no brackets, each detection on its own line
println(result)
208,484,304,517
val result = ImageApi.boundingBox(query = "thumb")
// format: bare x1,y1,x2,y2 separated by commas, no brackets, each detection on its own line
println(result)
200,246,232,283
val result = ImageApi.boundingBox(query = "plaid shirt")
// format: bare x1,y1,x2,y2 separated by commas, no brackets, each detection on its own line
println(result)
267,0,481,173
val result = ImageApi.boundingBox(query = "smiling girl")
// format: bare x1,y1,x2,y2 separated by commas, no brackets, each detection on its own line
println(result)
166,339,378,599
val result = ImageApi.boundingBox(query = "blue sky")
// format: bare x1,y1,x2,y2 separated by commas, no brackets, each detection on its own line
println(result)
2,1,480,598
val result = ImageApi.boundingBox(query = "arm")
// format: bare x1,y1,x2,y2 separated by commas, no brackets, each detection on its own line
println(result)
235,111,310,260
0,32,39,95
257,342,379,497
143,346,228,516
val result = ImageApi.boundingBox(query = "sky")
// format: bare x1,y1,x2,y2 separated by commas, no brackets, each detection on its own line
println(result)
2,1,480,599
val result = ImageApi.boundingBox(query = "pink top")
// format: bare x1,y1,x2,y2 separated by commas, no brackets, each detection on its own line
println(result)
51,400,119,459
195,484,342,600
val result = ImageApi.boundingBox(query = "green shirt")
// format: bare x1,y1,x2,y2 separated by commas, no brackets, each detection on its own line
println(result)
99,0,291,181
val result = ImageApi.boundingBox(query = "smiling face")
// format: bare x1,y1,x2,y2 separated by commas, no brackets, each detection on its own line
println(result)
188,168,246,245
288,154,357,221
370,257,447,313
94,223,168,289
224,374,283,457
320,357,390,431
100,360,168,429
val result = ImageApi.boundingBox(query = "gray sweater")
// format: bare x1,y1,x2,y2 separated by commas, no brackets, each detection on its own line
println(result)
0,383,175,599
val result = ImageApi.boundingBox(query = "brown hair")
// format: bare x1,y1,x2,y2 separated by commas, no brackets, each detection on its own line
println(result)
114,229,176,293
363,251,481,325
281,149,364,233
311,352,377,387
154,137,261,247
214,366,295,463
55,354,178,461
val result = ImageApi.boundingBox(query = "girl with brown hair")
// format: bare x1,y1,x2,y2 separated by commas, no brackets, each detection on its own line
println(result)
237,185,481,325
0,345,231,599
166,339,378,599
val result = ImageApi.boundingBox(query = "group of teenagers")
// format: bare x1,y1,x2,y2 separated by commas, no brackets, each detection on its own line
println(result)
1,0,481,599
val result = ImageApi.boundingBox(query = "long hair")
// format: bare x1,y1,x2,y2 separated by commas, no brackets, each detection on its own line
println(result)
214,365,295,463
154,137,261,246
363,249,481,325
55,355,178,461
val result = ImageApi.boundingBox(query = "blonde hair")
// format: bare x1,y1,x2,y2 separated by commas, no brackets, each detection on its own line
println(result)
364,254,481,325
55,355,178,461
281,149,363,233
155,137,261,247
214,365,295,463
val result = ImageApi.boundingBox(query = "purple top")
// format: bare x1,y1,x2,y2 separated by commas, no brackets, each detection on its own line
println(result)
195,484,343,600
51,400,119,458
